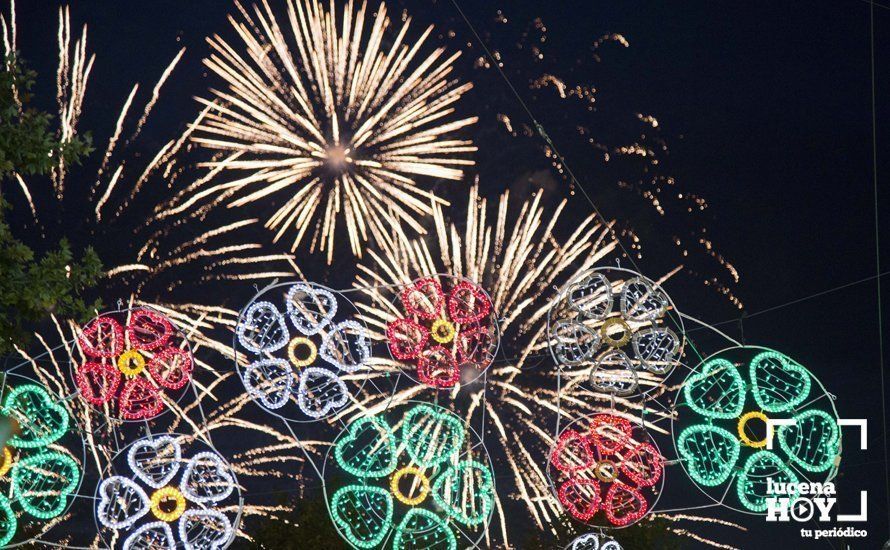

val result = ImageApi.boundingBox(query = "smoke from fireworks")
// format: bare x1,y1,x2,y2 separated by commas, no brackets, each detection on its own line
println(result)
163,0,478,264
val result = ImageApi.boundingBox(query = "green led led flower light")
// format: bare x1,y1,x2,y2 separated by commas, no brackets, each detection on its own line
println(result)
0,380,82,546
674,347,840,513
326,403,495,549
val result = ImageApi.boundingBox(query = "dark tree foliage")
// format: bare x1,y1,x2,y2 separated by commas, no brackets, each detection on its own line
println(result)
0,53,92,177
0,54,100,354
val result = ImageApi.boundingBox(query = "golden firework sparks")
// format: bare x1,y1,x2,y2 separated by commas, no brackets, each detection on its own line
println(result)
168,0,478,263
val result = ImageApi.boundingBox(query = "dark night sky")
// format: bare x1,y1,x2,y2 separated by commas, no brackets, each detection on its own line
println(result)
9,0,890,548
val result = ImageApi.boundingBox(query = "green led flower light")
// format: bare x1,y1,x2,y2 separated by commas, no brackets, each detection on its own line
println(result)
0,381,81,545
675,347,839,513
327,403,495,549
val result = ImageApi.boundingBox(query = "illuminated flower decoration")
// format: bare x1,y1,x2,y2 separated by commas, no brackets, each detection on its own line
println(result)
325,403,495,548
236,282,371,422
75,307,193,421
548,413,664,528
674,347,841,513
0,379,82,547
386,277,498,388
95,433,240,550
548,267,685,397
566,532,623,550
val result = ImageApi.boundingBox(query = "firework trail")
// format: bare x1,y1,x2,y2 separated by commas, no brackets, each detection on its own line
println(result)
159,0,478,264
1,3,307,545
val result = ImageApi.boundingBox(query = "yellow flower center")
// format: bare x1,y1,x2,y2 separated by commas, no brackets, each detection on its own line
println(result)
600,317,631,348
117,349,146,376
287,337,317,369
594,459,619,482
737,411,770,449
0,447,13,477
150,486,186,522
430,319,456,344
390,466,430,506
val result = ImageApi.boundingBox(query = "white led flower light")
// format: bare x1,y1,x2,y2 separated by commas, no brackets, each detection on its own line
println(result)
236,301,289,353
127,435,182,489
242,358,294,410
123,521,175,550
319,320,371,373
178,509,233,550
179,452,236,505
96,435,239,549
97,476,151,529
285,283,337,335
296,367,349,418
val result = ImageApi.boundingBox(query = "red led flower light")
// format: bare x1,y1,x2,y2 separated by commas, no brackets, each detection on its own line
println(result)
550,414,663,528
385,277,496,388
75,308,193,420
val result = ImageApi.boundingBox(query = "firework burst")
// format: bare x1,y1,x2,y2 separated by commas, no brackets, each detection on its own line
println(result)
162,0,478,264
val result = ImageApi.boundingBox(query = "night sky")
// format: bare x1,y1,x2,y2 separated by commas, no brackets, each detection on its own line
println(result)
7,0,890,548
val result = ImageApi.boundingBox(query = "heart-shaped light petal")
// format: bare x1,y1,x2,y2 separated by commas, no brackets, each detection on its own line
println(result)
285,283,338,335
3,384,70,448
620,277,669,322
604,483,648,526
146,346,193,390
431,460,494,526
401,278,445,320
393,508,457,550
416,345,460,388
552,320,600,366
569,272,613,321
749,351,811,413
683,358,746,419
296,367,349,418
677,424,740,487
558,477,601,522
736,450,799,512
621,442,663,488
632,327,681,375
589,350,639,397
0,494,16,547
550,429,595,473
455,325,497,369
589,414,633,454
242,358,294,410
180,451,235,504
334,416,397,478
386,318,429,361
236,301,289,353
123,521,175,550
76,361,121,406
127,435,182,489
126,309,174,351
319,320,371,373
402,404,466,467
11,451,79,519
778,409,840,472
447,280,492,325
330,485,393,549
178,509,233,550
119,377,164,420
96,475,150,529
79,315,125,358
